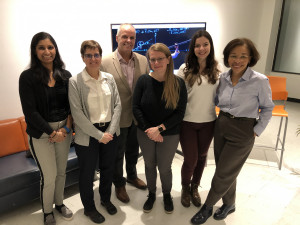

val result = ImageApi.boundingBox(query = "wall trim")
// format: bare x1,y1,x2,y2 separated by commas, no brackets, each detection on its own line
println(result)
288,98,300,103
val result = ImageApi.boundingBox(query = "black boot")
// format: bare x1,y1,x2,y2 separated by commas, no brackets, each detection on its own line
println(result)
163,193,174,214
143,192,156,213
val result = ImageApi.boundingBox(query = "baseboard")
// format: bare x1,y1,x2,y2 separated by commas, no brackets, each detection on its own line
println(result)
288,98,300,103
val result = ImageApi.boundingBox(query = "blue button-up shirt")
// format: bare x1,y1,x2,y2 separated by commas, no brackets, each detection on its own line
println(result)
216,67,274,136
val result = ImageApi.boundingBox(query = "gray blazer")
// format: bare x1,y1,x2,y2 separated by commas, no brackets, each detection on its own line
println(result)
101,50,150,128
69,70,121,146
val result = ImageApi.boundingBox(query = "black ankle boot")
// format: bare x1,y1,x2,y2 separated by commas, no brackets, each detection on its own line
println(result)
163,193,174,214
191,204,213,224
143,192,156,213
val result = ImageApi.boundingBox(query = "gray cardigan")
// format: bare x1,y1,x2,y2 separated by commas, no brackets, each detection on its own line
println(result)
69,69,121,146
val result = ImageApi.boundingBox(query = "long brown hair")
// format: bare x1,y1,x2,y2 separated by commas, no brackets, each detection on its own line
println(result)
147,43,180,109
184,30,219,87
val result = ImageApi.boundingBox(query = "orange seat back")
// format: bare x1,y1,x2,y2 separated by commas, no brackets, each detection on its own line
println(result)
267,76,288,101
18,116,29,150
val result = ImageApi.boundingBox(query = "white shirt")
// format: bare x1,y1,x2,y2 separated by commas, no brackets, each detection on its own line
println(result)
82,69,112,123
177,63,220,123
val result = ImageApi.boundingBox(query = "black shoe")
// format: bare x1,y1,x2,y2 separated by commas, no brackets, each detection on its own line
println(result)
143,192,156,213
191,204,213,224
213,204,235,220
84,209,105,224
101,201,117,215
163,193,174,214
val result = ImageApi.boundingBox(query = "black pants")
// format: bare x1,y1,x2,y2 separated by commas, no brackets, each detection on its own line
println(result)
75,124,118,211
113,122,139,187
205,113,256,206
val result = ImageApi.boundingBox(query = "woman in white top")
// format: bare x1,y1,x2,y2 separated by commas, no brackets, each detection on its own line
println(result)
177,30,220,208
68,40,121,224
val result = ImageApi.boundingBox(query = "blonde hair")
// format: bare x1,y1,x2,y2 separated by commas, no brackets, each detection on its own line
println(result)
147,43,180,109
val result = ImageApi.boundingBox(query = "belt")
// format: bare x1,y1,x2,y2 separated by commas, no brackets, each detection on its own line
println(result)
94,122,110,128
220,111,255,121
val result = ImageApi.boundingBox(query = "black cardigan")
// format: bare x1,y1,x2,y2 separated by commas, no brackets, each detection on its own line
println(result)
19,68,71,138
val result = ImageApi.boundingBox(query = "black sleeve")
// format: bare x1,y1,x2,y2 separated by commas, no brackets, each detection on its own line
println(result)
132,75,151,131
19,71,53,135
63,70,72,114
163,77,187,130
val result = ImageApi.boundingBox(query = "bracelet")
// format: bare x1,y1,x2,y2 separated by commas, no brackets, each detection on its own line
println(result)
50,131,57,138
63,126,71,134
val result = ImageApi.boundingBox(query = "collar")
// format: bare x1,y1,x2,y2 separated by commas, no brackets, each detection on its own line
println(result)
225,67,252,82
82,68,107,82
117,50,135,63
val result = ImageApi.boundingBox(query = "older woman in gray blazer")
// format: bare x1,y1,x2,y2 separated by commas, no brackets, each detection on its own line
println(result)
69,40,121,224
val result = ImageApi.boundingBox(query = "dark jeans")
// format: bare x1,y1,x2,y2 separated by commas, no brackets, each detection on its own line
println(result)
180,120,215,186
75,124,118,211
113,122,139,188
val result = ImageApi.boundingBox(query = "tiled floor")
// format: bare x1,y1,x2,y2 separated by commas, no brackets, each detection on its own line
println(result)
1,102,299,225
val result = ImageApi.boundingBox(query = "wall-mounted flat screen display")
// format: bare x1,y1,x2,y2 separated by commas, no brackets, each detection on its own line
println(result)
111,22,206,70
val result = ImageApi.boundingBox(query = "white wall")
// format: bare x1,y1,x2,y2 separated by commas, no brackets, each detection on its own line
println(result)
0,0,295,120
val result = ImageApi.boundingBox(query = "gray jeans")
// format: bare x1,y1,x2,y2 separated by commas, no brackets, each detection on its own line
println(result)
28,119,72,213
137,128,179,194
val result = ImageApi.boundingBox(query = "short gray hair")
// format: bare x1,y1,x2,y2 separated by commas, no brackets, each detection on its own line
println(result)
116,23,136,36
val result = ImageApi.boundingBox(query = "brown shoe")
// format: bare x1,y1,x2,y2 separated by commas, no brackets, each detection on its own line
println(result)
115,186,130,203
127,177,147,190
181,184,191,207
191,183,201,207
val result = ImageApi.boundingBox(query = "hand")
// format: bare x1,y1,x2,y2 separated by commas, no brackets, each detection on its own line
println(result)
145,127,160,141
58,127,67,135
49,131,66,143
99,132,113,144
152,134,164,142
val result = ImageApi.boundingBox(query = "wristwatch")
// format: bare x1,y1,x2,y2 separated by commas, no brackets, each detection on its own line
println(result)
158,125,164,133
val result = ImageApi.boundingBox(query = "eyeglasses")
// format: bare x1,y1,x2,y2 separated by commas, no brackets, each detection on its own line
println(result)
149,57,166,64
84,53,101,59
229,55,250,61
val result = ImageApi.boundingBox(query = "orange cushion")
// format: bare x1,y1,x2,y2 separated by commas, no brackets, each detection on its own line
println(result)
18,117,29,150
0,119,27,157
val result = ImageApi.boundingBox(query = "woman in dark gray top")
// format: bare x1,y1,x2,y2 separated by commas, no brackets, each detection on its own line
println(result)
133,43,187,214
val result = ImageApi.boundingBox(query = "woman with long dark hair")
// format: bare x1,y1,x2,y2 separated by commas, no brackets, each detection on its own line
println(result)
19,32,73,225
177,30,221,208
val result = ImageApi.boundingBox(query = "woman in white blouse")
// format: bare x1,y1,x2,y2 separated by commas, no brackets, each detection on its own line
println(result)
68,40,121,224
177,30,220,208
